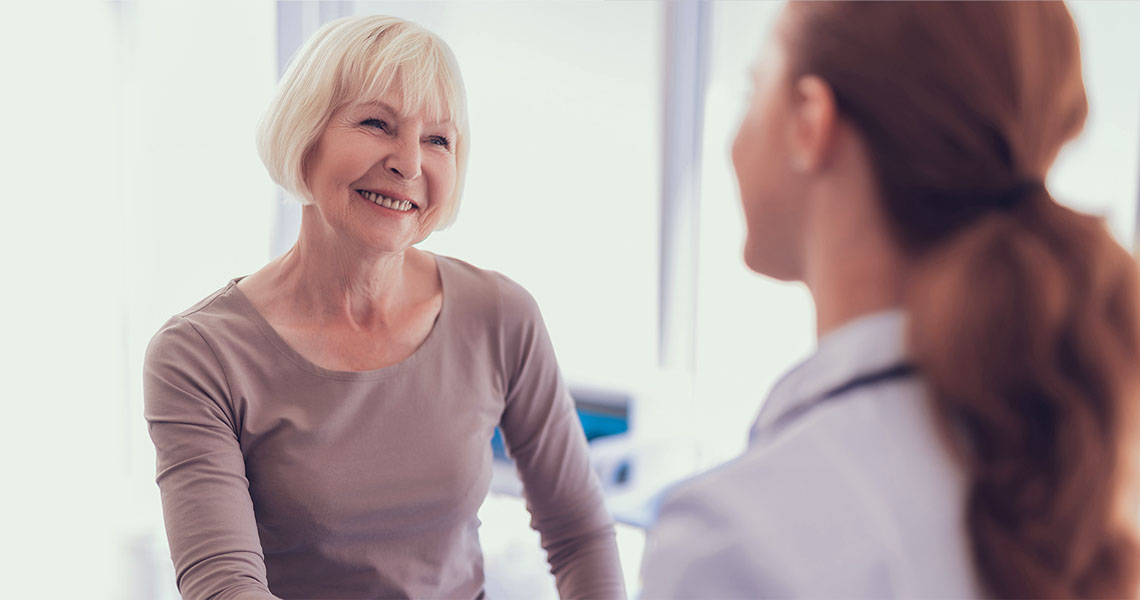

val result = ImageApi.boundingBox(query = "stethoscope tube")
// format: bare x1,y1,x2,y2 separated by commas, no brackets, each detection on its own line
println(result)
764,363,918,435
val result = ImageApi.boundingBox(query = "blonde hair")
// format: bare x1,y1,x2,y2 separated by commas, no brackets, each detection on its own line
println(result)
256,15,469,228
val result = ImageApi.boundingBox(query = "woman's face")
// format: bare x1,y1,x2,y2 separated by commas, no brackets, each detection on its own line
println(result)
304,94,458,254
731,31,811,281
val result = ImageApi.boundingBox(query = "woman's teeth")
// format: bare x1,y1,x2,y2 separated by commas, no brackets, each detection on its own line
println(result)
358,190,414,212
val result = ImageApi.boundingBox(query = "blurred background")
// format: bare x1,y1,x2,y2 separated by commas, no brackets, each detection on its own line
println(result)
1,1,1137,597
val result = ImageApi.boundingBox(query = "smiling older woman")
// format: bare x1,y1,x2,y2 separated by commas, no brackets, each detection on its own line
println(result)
143,16,624,600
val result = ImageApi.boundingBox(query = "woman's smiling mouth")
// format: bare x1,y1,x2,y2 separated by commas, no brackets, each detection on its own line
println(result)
357,189,417,212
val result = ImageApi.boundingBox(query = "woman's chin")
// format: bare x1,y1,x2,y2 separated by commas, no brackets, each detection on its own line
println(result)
743,240,799,282
342,229,415,257
342,219,421,254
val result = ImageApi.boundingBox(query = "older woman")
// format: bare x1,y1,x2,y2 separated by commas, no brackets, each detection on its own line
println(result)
144,15,624,600
642,2,1140,598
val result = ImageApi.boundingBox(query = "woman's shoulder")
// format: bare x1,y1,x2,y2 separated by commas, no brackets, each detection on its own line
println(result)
146,279,258,364
645,437,899,597
435,253,543,323
646,389,975,597
659,425,887,542
693,386,961,536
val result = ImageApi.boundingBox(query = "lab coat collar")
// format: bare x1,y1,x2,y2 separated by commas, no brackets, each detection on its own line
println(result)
750,309,910,444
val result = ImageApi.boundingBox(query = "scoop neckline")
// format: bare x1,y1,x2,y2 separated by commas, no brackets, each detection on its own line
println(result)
226,252,452,381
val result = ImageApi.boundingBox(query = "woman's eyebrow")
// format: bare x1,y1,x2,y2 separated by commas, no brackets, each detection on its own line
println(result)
355,100,453,128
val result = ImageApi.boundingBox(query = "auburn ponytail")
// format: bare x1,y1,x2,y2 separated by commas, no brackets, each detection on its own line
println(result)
780,2,1140,596
907,195,1140,598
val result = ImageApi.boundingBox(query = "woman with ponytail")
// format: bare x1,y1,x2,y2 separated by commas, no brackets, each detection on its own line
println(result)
641,2,1140,597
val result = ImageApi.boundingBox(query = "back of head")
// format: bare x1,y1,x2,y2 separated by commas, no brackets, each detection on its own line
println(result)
781,2,1140,597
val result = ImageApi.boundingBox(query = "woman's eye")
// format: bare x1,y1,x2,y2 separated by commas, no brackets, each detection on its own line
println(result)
428,136,451,149
362,118,390,132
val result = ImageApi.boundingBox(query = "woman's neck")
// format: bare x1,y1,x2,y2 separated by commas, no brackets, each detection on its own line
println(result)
801,181,910,339
267,217,417,330
806,253,908,339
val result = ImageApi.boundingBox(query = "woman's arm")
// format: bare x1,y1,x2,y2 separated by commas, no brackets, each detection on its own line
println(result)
496,281,626,600
144,317,279,600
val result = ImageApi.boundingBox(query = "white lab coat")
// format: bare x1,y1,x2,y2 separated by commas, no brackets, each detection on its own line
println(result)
640,311,983,599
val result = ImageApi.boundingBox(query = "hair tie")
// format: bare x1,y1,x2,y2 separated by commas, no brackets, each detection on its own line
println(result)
994,178,1047,210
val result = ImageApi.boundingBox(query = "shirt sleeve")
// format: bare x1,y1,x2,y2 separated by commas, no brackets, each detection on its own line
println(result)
495,280,626,600
639,480,793,599
143,317,280,600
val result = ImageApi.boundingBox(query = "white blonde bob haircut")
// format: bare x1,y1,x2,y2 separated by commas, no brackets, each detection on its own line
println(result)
257,15,469,228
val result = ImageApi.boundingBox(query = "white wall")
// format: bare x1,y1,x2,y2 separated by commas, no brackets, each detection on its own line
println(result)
2,1,276,597
1054,0,1140,248
2,2,126,595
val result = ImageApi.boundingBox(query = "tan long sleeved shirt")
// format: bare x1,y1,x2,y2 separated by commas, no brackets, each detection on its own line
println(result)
144,254,624,600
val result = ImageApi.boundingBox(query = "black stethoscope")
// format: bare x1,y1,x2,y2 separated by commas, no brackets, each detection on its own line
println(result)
764,363,918,435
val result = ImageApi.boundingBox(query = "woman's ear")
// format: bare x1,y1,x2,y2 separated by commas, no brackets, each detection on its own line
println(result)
789,75,838,173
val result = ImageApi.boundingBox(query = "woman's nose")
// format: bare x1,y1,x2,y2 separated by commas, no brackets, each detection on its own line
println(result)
384,138,422,180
